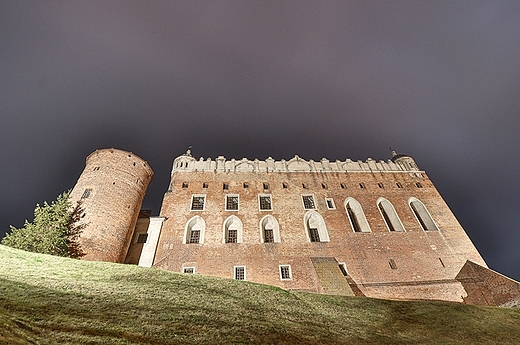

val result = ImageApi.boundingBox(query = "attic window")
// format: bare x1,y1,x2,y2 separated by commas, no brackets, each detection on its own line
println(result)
321,183,327,189
389,259,398,270
203,182,208,188
359,183,366,189
182,182,188,188
416,182,423,188
243,183,249,188
302,183,308,189
282,183,288,189
396,182,403,188
263,182,269,189
223,183,229,190
378,183,384,189
340,183,346,189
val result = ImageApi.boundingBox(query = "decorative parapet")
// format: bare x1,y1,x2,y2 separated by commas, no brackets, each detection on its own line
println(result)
171,151,421,175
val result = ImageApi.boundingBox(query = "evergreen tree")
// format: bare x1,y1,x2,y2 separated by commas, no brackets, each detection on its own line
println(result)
2,190,85,258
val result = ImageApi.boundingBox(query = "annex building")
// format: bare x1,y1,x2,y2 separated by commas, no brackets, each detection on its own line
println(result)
69,148,520,306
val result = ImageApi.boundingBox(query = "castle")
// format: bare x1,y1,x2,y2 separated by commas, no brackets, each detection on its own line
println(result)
69,148,520,306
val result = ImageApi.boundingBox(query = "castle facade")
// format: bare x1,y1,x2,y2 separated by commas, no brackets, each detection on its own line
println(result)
70,148,520,306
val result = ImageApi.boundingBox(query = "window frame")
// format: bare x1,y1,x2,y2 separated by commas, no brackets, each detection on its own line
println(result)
183,216,206,244
377,198,406,232
234,266,246,280
279,265,292,280
190,194,206,211
258,194,273,211
325,197,336,210
225,194,240,211
183,267,195,274
301,194,317,210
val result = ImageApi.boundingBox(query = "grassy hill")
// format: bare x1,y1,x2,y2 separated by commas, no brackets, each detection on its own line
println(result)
1,245,519,344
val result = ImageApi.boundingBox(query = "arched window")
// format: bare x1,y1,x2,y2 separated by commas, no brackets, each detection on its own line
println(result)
184,216,205,244
304,211,329,242
377,198,405,232
260,215,281,243
344,198,371,233
223,215,243,243
409,197,438,231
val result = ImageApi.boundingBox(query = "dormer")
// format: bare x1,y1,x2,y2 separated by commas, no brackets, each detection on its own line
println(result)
391,151,419,171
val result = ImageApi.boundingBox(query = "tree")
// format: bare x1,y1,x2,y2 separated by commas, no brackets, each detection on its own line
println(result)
2,190,85,258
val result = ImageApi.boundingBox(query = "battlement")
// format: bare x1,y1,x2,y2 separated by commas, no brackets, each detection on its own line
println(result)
172,151,421,175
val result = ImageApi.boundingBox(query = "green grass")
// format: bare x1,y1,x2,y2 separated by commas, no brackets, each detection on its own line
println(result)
1,245,519,344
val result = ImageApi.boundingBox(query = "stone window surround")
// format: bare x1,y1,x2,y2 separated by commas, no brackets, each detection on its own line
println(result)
258,194,273,211
279,265,292,280
190,194,206,211
225,194,239,211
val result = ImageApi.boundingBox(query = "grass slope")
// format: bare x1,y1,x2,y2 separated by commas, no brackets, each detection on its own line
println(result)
1,245,519,344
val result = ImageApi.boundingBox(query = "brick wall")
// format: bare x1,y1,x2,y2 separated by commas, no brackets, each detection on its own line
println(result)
153,161,486,301
69,148,153,262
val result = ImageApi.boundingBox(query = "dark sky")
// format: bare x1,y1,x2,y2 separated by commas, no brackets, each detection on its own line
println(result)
2,1,520,280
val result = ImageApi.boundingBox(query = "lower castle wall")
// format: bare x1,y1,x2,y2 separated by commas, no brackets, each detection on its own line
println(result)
151,170,486,301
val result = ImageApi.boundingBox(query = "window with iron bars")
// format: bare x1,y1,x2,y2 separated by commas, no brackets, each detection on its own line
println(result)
191,196,205,210
227,229,238,243
189,230,200,244
280,265,291,280
264,229,274,243
259,195,272,210
309,228,320,242
234,266,245,280
302,195,316,210
226,195,239,210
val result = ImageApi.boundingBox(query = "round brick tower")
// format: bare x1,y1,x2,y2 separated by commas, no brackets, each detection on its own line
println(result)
69,148,154,262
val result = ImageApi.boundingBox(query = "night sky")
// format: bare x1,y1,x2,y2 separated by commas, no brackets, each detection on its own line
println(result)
2,2,520,280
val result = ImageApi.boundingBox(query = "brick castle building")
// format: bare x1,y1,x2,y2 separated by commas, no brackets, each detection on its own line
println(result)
70,148,520,306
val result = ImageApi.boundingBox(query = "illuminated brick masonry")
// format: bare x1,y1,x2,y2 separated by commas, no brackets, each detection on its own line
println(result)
72,148,520,306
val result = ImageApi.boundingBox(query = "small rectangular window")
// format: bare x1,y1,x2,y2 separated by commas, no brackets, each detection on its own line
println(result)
264,229,274,243
340,183,346,189
309,228,320,242
282,182,288,189
183,267,195,274
280,265,292,280
326,198,335,210
234,266,246,280
81,189,92,199
302,195,316,210
226,195,239,211
378,182,384,189
416,182,423,188
359,183,365,189
396,182,403,188
338,263,348,276
189,230,200,244
182,182,188,188
263,182,269,190
302,183,308,189
321,183,327,189
259,195,272,210
203,182,208,188
227,230,238,243
389,259,398,270
243,182,249,188
191,195,205,211
136,233,148,243
223,183,229,190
